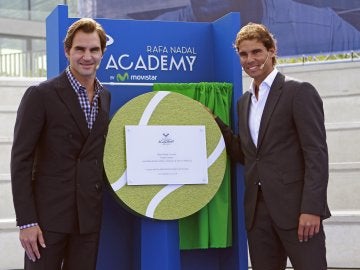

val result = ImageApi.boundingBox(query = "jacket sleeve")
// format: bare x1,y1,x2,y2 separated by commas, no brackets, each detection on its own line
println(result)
293,82,329,217
215,116,244,164
11,86,45,226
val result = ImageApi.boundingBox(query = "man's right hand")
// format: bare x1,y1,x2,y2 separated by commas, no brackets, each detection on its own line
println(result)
19,225,46,262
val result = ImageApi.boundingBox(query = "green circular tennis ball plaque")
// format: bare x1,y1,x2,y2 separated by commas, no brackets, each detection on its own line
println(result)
104,91,226,220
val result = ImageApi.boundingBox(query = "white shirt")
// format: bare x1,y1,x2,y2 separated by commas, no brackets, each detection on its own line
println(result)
248,68,279,146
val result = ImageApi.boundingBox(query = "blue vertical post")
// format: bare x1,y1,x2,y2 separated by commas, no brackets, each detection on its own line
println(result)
213,12,248,270
140,219,180,270
45,4,71,78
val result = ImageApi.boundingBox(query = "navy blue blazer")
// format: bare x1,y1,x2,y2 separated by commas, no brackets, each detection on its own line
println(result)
11,71,111,233
217,72,331,230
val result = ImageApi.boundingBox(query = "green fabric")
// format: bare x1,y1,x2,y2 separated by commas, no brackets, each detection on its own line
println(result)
153,82,233,250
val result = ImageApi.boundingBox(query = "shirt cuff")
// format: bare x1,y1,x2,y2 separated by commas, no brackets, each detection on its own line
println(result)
19,223,38,230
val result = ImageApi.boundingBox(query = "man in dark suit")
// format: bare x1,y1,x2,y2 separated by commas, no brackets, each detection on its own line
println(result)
215,23,330,269
11,18,111,269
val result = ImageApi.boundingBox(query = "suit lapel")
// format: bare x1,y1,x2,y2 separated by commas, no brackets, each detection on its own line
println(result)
98,90,110,121
241,92,257,152
55,72,89,139
89,89,109,135
257,72,284,150
80,89,110,154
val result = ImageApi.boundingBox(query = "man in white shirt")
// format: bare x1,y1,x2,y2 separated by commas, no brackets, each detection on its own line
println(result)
215,23,330,270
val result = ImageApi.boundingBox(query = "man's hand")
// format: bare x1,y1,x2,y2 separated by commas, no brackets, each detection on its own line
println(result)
19,225,46,262
298,213,320,243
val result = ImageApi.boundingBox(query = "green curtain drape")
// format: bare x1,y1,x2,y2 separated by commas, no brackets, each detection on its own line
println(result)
152,82,233,250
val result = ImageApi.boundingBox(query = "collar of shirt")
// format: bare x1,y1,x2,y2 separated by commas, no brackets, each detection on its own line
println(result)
65,66,103,130
65,66,104,95
248,68,279,96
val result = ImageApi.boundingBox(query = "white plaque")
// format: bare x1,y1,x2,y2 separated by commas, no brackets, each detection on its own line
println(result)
125,125,208,185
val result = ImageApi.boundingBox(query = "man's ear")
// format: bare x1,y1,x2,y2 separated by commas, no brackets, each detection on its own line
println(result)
269,47,276,57
64,47,69,59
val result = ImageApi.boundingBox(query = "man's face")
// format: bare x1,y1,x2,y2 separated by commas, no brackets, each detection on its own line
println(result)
65,30,103,84
237,39,274,84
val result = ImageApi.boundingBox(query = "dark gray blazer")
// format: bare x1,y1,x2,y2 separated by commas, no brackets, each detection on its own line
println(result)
11,71,111,234
217,72,331,230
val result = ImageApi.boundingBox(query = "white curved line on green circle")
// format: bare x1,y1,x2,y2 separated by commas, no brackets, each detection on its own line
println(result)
111,91,170,192
111,169,127,191
145,136,225,218
145,184,183,217
139,91,170,125
207,136,225,167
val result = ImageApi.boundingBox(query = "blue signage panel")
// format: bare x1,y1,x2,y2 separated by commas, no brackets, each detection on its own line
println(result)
97,19,214,85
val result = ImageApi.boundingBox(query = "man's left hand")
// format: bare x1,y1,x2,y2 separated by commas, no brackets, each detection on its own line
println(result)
298,213,320,243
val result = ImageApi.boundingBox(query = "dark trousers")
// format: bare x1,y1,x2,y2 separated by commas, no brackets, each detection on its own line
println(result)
247,188,327,270
24,230,100,270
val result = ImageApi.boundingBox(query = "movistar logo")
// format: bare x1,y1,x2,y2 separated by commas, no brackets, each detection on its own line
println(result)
116,73,129,81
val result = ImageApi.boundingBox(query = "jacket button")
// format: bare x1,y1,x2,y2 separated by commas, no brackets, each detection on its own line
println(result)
95,183,102,191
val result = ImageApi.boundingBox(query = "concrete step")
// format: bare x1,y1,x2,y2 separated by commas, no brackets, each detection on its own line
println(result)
277,61,360,98
0,106,17,138
0,77,42,106
328,162,360,210
326,122,360,163
0,137,11,175
323,93,360,123
324,211,360,268
0,174,15,219
0,219,23,270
